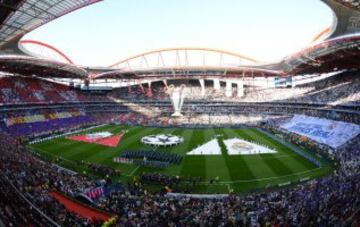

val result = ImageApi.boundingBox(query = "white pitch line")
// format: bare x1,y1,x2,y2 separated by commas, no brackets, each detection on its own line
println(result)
186,167,324,186
128,166,140,176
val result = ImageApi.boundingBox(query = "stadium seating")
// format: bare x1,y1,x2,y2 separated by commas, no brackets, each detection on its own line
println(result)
0,128,358,226
1,0,359,225
0,72,359,226
109,71,360,105
0,110,95,137
0,76,97,104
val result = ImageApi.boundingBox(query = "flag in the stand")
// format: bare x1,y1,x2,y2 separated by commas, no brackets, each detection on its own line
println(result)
86,187,105,200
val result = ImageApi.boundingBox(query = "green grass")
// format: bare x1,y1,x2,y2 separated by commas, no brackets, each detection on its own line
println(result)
28,124,332,194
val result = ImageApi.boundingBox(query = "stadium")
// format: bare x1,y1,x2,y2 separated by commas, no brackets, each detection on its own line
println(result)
0,0,359,226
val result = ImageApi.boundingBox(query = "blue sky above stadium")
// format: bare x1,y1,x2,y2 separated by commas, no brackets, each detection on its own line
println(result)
24,0,333,67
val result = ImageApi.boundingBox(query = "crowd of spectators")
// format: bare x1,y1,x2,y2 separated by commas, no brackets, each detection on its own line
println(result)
0,70,358,140
0,72,359,225
105,105,358,127
0,115,359,226
139,173,204,189
140,172,181,186
84,161,119,178
97,127,360,227
0,76,87,104
0,174,52,226
108,70,360,106
1,101,358,140
0,133,104,226
0,71,359,114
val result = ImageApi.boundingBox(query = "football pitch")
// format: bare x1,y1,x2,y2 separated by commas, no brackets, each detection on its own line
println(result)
29,124,332,193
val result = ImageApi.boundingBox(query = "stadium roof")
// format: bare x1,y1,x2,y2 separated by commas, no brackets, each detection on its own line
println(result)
0,0,102,48
94,66,284,80
0,55,88,78
0,0,102,78
260,34,360,75
0,0,359,80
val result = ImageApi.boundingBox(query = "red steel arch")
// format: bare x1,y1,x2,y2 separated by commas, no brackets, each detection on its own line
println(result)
20,40,74,64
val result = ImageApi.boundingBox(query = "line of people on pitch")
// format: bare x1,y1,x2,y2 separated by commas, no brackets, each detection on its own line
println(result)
120,150,183,165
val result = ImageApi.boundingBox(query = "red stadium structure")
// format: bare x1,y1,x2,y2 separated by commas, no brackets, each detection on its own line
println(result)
20,40,74,64
0,0,359,81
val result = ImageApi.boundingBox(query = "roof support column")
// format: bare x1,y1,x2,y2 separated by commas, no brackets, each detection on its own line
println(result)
163,80,168,89
147,81,153,97
225,80,232,97
237,80,244,97
213,78,221,91
127,80,132,93
138,80,145,94
199,78,206,97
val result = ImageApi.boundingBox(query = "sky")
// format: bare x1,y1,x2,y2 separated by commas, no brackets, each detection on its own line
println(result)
24,0,334,67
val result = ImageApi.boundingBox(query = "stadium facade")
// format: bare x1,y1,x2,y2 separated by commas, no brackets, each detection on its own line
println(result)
0,0,359,80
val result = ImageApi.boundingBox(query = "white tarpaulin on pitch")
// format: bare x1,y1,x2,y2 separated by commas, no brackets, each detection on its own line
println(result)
223,138,277,155
86,132,112,140
281,115,360,149
187,139,222,155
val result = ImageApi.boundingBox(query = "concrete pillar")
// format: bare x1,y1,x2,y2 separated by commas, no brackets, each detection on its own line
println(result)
147,81,153,97
199,79,206,97
128,81,132,93
163,80,168,89
225,80,232,97
213,78,221,91
237,80,244,97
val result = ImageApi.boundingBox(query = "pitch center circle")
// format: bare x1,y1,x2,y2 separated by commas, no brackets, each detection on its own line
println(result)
141,134,184,147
